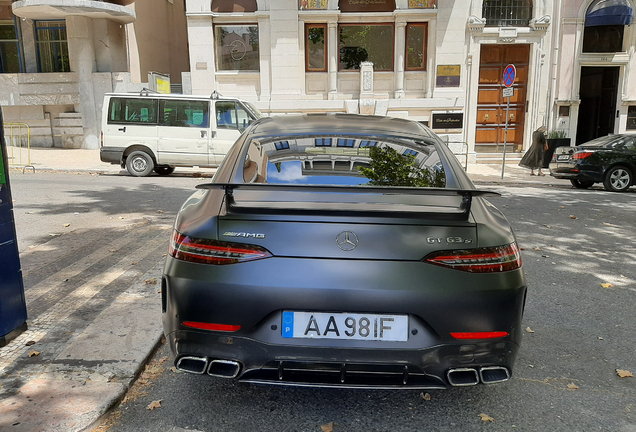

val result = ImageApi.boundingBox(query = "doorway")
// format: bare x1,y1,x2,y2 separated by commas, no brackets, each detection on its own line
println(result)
576,66,619,145
475,44,530,154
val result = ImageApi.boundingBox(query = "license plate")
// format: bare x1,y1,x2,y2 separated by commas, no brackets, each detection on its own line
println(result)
282,311,408,341
557,155,570,161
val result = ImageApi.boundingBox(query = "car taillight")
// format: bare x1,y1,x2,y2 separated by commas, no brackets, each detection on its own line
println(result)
572,151,593,160
100,131,103,148
424,243,522,273
169,230,272,265
451,331,509,339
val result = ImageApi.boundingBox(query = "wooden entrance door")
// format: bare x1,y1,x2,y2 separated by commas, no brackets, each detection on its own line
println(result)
475,44,530,153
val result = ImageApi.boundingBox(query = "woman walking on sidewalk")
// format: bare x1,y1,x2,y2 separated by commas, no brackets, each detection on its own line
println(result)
519,126,548,176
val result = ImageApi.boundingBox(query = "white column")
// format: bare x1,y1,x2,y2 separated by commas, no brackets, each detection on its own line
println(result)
328,21,338,99
394,21,406,99
66,16,99,149
188,16,216,95
257,14,271,102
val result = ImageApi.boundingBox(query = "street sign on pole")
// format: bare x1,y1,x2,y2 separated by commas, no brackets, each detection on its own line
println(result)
501,64,516,179
503,64,516,87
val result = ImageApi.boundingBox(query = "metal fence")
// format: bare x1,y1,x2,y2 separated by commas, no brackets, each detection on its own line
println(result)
4,123,34,172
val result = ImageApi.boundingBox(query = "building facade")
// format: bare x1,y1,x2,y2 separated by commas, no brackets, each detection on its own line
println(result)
185,0,635,163
0,0,189,149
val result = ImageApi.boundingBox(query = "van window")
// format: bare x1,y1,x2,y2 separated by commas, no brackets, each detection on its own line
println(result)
216,101,252,130
160,99,209,128
108,98,158,124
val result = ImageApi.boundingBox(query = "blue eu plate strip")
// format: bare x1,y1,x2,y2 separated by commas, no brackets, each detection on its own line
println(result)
282,312,294,338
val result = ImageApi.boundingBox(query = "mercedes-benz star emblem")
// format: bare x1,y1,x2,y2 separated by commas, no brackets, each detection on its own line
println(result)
336,231,359,251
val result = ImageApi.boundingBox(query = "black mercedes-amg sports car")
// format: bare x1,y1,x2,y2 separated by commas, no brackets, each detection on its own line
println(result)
162,113,526,389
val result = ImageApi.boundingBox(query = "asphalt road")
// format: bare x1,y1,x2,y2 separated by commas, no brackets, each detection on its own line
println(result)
9,170,210,253
98,181,636,432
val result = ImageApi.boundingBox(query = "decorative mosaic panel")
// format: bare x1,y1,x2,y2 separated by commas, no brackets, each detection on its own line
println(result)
299,0,328,9
408,0,436,8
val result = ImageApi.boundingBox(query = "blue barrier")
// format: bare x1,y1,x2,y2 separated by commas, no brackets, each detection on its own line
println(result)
0,107,28,347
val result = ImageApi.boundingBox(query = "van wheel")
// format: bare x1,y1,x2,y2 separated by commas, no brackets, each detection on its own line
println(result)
154,166,175,176
126,151,154,177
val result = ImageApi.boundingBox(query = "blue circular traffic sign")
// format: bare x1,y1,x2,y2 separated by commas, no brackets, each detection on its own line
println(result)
503,64,516,87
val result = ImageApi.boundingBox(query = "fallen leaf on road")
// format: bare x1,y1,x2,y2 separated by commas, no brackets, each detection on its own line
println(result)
63,223,71,227
119,216,126,220
25,341,36,346
545,225,552,229
567,383,580,390
147,400,162,410
170,367,178,373
598,337,604,340
617,369,634,378
131,262,137,266
570,215,577,219
559,206,565,209
534,247,542,251
421,392,431,401
145,278,157,285
525,327,535,333
479,414,494,422
28,350,40,357
320,423,334,432
157,210,164,213
601,283,614,289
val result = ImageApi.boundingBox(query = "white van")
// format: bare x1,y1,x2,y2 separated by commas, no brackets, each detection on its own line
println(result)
100,91,263,176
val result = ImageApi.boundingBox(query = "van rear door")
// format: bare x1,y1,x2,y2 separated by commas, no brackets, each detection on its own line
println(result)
157,99,211,166
104,97,158,155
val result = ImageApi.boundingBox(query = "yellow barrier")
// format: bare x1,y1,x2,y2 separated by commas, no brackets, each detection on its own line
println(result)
4,123,34,172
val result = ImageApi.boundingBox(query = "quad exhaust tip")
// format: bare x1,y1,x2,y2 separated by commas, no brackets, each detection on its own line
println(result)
176,356,209,375
208,359,241,378
447,366,510,386
447,368,479,386
479,366,510,384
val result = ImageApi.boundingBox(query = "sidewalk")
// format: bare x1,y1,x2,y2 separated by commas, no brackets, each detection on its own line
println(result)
0,147,570,432
9,146,569,186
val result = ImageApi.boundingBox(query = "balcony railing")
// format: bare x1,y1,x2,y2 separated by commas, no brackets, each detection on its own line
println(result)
483,0,532,27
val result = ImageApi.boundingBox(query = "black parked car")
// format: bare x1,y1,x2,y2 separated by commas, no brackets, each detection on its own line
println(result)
549,134,636,191
162,114,527,390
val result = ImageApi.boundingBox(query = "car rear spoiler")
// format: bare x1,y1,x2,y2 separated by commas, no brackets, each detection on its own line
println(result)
197,183,501,220
196,184,500,220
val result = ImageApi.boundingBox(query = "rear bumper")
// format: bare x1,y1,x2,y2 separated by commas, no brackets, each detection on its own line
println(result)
100,147,125,165
161,256,526,388
164,329,520,388
549,163,603,182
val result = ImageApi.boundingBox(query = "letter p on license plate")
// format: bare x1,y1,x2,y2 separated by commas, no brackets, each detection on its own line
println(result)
282,311,408,342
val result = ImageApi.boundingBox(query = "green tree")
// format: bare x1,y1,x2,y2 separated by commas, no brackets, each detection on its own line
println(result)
358,146,445,188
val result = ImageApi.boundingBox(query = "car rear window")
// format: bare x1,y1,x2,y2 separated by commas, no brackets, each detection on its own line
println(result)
242,135,447,188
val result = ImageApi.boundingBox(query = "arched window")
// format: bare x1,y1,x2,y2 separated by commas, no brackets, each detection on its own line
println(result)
482,0,533,27
582,0,633,53
211,0,257,13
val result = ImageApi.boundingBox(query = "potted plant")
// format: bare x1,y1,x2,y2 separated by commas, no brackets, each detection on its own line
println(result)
544,130,571,167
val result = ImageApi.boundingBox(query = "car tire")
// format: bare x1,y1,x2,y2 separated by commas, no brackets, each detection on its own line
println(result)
603,166,632,192
126,151,154,177
570,179,594,189
154,166,175,176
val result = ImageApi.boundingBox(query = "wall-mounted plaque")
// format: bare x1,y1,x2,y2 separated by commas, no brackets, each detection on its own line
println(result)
436,65,460,87
432,112,463,129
